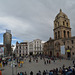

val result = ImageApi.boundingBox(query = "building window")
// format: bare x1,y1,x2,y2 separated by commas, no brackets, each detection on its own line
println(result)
16,46,18,49
55,24,57,27
67,31,69,38
26,47,27,49
55,32,57,39
63,30,66,38
63,15,65,18
72,52,74,55
58,31,60,38
66,23,68,26
20,50,21,53
23,46,24,49
20,46,21,49
58,22,59,26
67,46,69,49
63,21,65,25
23,54,24,55
71,40,74,44
72,46,73,48
63,42,65,45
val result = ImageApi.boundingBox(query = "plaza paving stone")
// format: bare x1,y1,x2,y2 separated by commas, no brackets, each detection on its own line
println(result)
2,57,73,75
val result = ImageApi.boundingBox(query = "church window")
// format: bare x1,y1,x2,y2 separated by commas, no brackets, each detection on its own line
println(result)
66,23,68,27
58,31,60,38
58,22,59,26
63,42,65,45
55,32,57,39
67,46,69,49
64,15,65,18
71,40,74,44
67,31,69,38
63,30,66,38
72,52,74,55
55,24,57,27
63,21,65,25
67,41,69,43
72,46,73,48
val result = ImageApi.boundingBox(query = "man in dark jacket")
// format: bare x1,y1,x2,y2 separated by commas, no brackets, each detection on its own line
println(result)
30,71,33,75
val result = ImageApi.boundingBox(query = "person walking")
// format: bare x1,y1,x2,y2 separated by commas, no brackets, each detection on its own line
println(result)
17,72,20,75
49,60,51,64
0,70,2,75
43,70,46,75
30,71,33,75
47,60,48,64
38,70,41,75
73,60,74,65
25,71,27,75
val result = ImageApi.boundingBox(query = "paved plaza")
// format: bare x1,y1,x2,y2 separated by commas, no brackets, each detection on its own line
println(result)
2,57,73,75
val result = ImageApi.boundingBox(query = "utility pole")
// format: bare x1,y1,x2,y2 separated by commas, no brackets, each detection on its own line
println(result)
12,56,14,75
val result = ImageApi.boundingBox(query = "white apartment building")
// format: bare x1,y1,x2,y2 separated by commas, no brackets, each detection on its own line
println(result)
32,39,43,55
16,39,44,56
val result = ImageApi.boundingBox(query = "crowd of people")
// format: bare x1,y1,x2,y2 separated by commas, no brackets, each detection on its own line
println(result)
16,56,75,75
17,64,75,75
0,55,75,75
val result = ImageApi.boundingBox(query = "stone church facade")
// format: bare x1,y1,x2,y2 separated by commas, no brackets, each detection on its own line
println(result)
43,9,75,59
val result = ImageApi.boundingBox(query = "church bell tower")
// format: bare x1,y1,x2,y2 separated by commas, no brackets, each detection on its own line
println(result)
53,9,71,40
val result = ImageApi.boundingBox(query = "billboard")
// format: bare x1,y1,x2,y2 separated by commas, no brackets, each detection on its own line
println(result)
61,45,65,54
0,47,4,55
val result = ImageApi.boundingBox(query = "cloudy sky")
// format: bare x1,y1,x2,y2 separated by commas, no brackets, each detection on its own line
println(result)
0,0,75,44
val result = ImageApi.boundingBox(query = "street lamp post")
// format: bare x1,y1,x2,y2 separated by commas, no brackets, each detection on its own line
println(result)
15,49,17,75
12,55,14,75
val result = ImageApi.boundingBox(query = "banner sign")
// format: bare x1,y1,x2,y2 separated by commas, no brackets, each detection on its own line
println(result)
67,50,70,52
61,45,65,54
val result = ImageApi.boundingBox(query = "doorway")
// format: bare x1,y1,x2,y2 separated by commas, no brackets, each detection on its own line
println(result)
67,52,71,58
50,51,52,57
57,52,59,58
30,52,33,55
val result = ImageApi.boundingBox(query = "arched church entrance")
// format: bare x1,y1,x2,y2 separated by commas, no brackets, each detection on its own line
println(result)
57,52,59,58
67,50,71,59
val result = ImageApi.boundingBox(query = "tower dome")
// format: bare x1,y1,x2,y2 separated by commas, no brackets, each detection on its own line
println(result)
55,9,68,20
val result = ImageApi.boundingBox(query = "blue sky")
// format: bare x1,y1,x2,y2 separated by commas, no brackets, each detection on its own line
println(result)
0,33,23,45
0,33,3,44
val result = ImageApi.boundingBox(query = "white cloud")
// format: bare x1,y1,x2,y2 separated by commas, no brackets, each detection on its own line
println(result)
0,0,75,42
0,43,3,45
